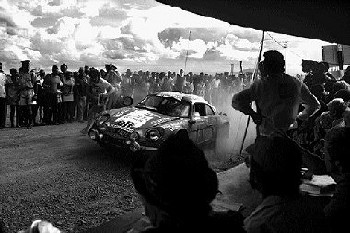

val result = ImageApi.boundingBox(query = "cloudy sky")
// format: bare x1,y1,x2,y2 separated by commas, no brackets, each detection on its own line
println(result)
0,0,333,75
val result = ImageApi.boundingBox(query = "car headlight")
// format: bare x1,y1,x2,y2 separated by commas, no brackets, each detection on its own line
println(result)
146,128,162,141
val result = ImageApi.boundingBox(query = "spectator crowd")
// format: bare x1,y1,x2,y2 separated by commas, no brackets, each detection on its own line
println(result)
0,60,250,129
1,50,350,233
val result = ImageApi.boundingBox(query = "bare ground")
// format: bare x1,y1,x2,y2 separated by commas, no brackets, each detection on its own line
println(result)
0,123,242,233
0,123,143,233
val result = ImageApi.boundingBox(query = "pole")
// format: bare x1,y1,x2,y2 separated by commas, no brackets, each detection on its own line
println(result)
238,30,265,157
184,31,192,72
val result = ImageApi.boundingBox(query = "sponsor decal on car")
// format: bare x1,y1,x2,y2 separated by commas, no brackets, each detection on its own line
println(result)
114,110,155,128
149,117,172,126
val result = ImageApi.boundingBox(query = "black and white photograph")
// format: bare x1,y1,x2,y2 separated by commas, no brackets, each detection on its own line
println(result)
0,0,349,232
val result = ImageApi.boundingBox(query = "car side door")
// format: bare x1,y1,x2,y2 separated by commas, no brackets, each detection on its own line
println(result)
188,103,213,145
203,104,216,144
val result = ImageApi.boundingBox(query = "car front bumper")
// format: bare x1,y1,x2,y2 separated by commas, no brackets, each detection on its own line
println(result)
88,128,158,152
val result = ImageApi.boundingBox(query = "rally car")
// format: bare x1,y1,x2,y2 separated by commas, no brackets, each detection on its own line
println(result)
88,92,230,153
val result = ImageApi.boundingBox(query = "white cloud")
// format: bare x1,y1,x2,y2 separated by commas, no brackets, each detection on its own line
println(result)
0,0,334,75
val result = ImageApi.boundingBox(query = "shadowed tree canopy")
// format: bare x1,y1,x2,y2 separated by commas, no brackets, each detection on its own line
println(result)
156,0,350,45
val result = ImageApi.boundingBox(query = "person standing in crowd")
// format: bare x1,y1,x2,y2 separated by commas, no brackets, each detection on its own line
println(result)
41,71,52,124
324,127,350,233
313,98,348,142
62,71,75,123
59,64,69,122
0,62,7,128
183,74,194,94
161,72,173,92
244,135,329,233
232,50,320,137
195,74,206,97
30,69,41,126
81,68,114,134
5,68,20,128
173,68,185,92
18,60,34,128
204,77,212,103
48,65,63,125
35,69,46,125
105,64,121,89
75,67,88,123
121,71,134,98
100,69,106,80
84,65,90,80
105,64,122,110
131,131,245,232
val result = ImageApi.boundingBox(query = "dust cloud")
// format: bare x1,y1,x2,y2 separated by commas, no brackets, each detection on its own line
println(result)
214,90,256,161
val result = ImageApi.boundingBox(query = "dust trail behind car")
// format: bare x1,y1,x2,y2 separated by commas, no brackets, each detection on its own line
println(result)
212,90,256,162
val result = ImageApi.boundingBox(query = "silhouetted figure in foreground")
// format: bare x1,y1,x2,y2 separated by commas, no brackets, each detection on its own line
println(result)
244,135,328,233
324,127,350,233
131,131,245,232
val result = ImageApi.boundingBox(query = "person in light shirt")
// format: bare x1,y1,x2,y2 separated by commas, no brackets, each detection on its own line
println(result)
232,50,320,136
81,68,114,134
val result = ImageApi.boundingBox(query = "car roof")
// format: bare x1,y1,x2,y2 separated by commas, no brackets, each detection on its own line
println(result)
155,92,208,104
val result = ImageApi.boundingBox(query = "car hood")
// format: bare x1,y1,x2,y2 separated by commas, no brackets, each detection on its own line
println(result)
106,107,182,129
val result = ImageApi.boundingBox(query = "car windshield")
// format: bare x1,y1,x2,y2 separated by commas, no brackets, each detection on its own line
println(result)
136,95,190,117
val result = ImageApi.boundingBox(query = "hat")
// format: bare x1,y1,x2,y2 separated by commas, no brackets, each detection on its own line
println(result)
110,65,117,70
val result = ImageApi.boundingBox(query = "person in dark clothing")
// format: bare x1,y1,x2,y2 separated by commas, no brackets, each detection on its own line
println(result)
18,60,34,128
131,131,245,233
324,127,350,233
75,68,88,122
244,134,329,233
333,88,350,102
48,65,63,125
42,73,53,124
6,68,20,127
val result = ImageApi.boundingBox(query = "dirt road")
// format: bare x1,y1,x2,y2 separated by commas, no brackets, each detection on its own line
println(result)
0,119,246,233
0,123,142,233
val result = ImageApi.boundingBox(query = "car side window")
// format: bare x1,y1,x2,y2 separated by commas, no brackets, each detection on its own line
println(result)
194,103,206,116
205,105,215,116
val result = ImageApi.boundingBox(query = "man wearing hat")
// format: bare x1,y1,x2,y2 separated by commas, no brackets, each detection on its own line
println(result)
0,62,7,128
18,60,34,127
